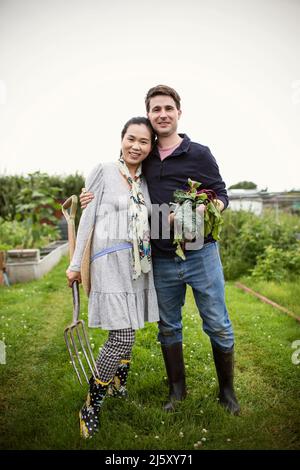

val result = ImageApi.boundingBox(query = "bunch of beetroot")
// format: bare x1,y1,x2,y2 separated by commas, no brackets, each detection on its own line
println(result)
171,178,223,259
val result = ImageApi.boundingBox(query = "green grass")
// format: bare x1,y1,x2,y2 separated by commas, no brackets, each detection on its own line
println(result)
239,276,300,317
0,257,299,450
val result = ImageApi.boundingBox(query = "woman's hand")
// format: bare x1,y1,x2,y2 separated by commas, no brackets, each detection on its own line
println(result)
66,269,82,287
80,187,94,209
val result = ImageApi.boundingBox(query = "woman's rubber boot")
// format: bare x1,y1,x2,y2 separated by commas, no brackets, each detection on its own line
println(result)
212,344,240,415
107,360,130,398
161,342,187,412
79,376,111,439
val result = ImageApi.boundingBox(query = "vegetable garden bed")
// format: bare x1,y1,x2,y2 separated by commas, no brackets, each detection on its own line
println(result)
5,240,68,284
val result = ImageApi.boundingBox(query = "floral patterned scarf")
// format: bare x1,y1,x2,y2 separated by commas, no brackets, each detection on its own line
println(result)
118,157,152,280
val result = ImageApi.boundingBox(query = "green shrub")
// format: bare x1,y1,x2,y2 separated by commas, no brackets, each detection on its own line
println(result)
251,245,300,282
56,173,85,199
219,209,300,280
0,172,84,223
0,218,59,250
0,175,27,220
14,172,61,225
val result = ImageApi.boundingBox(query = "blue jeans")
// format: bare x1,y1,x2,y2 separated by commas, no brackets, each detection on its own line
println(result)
152,242,234,352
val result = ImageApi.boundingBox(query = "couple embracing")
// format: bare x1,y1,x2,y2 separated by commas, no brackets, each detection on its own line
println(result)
66,84,240,439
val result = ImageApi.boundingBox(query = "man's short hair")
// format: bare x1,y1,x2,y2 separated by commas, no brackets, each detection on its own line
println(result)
145,84,181,112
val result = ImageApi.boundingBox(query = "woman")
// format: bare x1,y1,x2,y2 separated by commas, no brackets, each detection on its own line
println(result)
66,117,159,439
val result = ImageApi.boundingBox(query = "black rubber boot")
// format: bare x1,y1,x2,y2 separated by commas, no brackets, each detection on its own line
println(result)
107,360,130,398
212,345,240,415
161,342,187,412
79,377,111,439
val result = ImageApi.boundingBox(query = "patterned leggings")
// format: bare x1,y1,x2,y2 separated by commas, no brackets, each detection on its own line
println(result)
95,328,135,383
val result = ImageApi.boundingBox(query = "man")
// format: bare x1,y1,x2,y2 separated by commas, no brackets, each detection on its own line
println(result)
80,85,240,415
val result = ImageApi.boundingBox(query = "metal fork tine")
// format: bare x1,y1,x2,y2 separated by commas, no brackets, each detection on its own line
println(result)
64,328,83,385
70,325,89,384
75,322,98,379
78,320,100,378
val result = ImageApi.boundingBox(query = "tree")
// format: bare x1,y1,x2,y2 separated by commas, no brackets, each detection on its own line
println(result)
229,181,257,190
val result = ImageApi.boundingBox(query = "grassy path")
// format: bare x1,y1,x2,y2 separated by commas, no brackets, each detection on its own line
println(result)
0,257,299,450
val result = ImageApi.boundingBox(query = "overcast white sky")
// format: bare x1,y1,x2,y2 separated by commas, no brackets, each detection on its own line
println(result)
0,0,299,191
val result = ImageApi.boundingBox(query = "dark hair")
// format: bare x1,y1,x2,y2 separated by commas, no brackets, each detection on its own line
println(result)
121,116,156,146
145,84,181,112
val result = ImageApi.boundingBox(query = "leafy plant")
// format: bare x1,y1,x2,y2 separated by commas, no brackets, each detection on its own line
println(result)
0,218,59,250
171,179,223,259
0,172,85,224
0,175,27,220
14,172,61,224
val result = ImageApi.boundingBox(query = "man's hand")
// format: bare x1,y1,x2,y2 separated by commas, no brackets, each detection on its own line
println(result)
216,199,224,212
196,204,206,216
80,187,94,209
168,204,206,226
66,269,82,287
168,212,175,225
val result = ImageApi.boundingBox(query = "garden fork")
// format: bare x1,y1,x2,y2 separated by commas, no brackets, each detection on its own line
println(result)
62,195,99,385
